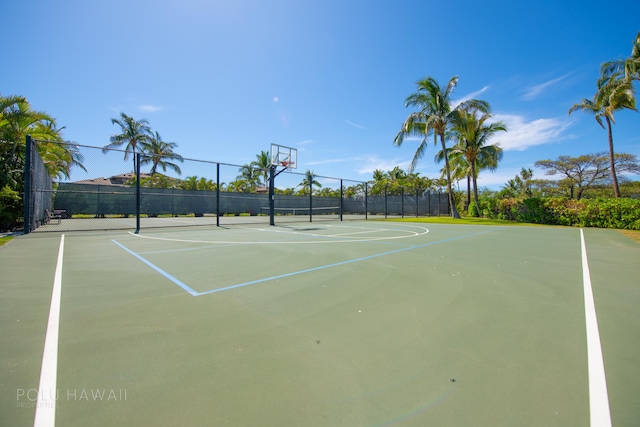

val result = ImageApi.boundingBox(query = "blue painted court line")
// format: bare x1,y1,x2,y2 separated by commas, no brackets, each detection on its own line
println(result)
112,240,199,296
197,227,500,296
113,228,499,297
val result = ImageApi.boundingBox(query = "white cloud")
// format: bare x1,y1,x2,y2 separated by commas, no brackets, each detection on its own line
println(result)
355,155,412,176
345,120,366,130
490,114,571,151
521,73,572,100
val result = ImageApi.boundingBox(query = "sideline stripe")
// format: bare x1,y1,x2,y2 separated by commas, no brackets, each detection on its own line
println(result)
34,234,65,427
580,229,612,427
112,240,199,296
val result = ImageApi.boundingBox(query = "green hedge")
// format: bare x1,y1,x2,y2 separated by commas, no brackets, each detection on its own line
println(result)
478,197,640,230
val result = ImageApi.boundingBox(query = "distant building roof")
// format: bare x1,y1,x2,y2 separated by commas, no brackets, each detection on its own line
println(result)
72,173,152,186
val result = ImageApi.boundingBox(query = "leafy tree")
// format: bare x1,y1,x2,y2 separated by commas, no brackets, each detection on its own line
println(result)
369,169,389,195
447,107,505,216
1,94,84,228
501,168,534,198
569,73,637,197
236,163,261,190
298,170,321,195
601,31,640,84
535,152,640,199
104,113,152,171
142,131,183,175
394,76,489,218
179,176,218,191
252,150,271,186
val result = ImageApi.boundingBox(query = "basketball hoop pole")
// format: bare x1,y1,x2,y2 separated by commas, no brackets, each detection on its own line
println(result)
269,163,290,226
269,143,297,225
269,164,276,225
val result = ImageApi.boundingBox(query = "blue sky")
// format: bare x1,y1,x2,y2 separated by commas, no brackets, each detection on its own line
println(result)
3,0,639,190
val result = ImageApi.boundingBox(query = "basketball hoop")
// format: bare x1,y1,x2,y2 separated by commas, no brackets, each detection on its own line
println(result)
270,144,298,170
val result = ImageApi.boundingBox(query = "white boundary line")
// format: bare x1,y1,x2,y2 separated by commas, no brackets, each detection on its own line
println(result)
34,234,65,427
580,229,612,427
127,224,430,245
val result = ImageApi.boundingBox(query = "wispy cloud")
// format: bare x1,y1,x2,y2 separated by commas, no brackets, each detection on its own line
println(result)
521,73,572,100
453,85,490,107
306,158,348,166
345,120,366,130
138,104,163,113
491,113,571,151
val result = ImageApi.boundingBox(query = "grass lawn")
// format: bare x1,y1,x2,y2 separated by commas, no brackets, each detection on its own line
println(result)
0,236,14,246
378,216,544,227
619,229,640,243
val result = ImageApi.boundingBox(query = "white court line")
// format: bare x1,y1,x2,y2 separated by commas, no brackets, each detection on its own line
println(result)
33,234,65,427
580,229,612,427
128,224,430,245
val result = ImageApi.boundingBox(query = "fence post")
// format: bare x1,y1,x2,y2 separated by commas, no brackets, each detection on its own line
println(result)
365,183,368,220
384,185,388,219
309,180,313,223
23,135,33,234
340,179,343,221
216,163,220,227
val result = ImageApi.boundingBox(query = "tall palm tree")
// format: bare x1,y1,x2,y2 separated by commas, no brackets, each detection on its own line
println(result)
298,169,322,195
141,131,183,175
448,108,505,216
569,74,636,197
104,113,152,171
601,31,640,83
252,150,271,186
394,76,489,218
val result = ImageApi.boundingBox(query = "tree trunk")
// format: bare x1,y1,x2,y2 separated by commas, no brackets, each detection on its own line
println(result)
606,117,621,197
439,134,460,218
465,175,471,211
471,164,481,217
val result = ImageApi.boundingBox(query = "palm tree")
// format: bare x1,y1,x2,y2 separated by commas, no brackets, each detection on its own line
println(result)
236,164,261,190
298,169,322,195
394,76,489,218
370,169,388,196
448,108,506,215
569,75,636,197
601,31,640,83
252,151,271,186
141,131,183,175
1,95,82,183
104,113,152,171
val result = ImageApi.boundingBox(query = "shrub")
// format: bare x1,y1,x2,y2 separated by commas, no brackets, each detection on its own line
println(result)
0,185,22,231
479,196,640,230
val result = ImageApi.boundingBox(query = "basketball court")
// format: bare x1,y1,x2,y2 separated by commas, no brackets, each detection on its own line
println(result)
2,220,639,426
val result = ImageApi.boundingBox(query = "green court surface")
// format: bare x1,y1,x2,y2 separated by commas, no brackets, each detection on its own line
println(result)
1,221,639,426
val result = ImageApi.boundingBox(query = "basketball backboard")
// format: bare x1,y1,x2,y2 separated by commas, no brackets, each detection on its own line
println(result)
270,143,297,169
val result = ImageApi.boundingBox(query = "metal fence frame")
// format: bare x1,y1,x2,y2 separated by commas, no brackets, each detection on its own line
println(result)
24,139,450,232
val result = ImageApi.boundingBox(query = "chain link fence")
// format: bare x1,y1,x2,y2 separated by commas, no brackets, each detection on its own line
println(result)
25,140,449,232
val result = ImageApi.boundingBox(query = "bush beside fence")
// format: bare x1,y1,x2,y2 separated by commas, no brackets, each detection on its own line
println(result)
478,197,640,230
